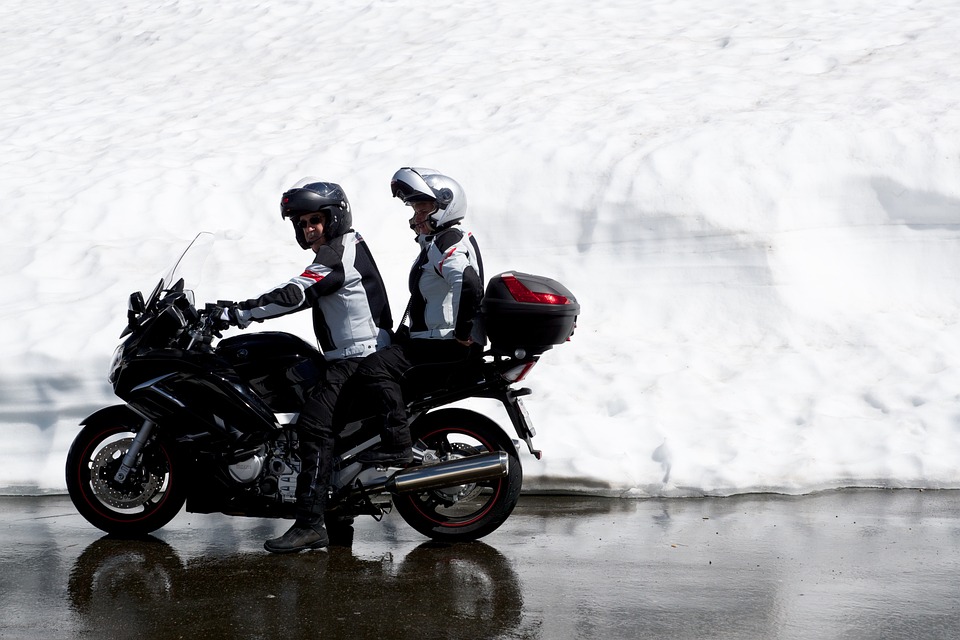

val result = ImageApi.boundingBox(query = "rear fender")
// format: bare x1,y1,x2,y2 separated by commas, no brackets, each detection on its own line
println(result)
484,388,542,460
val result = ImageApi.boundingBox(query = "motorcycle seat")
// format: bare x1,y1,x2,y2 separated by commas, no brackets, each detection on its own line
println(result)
400,353,485,399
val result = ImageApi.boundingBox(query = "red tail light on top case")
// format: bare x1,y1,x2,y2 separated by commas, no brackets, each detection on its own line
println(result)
500,274,570,305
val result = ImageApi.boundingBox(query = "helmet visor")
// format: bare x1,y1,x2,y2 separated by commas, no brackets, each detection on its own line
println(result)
390,168,435,203
281,188,331,217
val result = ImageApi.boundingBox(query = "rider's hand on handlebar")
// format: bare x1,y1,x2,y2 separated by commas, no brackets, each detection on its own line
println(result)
216,302,251,329
203,304,230,334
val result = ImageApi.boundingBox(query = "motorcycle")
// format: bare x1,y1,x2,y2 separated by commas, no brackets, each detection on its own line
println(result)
66,233,579,542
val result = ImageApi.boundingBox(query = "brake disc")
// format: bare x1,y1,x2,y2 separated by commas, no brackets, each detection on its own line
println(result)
90,438,161,508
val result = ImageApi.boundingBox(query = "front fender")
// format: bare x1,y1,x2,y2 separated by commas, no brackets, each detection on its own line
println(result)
80,405,146,427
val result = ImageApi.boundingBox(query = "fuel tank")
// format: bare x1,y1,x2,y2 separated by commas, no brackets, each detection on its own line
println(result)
217,332,327,412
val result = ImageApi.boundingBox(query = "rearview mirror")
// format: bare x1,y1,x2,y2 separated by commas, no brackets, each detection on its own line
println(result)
129,291,145,314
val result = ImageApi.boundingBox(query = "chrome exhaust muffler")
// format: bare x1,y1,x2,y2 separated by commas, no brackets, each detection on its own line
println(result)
357,451,509,495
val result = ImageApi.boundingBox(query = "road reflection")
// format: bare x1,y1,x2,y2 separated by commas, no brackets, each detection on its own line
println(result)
68,533,528,639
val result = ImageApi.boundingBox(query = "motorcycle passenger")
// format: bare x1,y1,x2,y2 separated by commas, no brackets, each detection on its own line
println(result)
218,178,392,553
342,168,484,466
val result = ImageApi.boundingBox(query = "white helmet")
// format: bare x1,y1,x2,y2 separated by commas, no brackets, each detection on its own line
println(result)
390,167,467,230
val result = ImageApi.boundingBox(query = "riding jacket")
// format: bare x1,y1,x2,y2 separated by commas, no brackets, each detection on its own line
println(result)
234,231,393,360
407,226,484,343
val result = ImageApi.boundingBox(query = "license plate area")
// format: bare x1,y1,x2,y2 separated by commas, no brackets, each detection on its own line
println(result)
514,397,535,437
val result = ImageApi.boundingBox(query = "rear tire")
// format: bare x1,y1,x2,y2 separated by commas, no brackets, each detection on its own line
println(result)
66,411,187,536
394,409,522,542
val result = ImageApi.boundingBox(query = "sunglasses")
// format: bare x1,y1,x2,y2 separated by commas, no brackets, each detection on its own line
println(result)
297,215,324,229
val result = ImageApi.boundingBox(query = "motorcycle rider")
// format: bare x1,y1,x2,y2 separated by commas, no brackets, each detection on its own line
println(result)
218,178,392,553
341,168,484,465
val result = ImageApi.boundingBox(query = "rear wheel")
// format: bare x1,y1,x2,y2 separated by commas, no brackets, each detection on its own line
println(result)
66,411,187,536
394,409,522,541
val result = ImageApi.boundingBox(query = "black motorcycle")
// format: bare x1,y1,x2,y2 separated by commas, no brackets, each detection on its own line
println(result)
66,233,579,542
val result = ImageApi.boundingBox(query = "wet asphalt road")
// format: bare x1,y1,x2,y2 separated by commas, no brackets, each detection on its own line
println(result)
1,490,959,639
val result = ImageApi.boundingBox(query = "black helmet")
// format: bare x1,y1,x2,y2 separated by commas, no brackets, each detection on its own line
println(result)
280,178,353,248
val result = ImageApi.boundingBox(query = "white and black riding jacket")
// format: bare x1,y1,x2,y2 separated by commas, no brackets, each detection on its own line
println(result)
235,231,393,361
408,226,484,342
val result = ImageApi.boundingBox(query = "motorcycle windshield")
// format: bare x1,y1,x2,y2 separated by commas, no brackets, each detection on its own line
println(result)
147,232,215,308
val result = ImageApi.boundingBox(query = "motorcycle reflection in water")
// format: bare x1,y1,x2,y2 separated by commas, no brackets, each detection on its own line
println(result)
68,535,526,640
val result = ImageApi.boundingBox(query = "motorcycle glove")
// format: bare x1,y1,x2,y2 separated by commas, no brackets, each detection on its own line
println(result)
219,303,252,329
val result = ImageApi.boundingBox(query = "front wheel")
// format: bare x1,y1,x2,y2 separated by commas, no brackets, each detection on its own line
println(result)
66,409,188,536
394,409,523,542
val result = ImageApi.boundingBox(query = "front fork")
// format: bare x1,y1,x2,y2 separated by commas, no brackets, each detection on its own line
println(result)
493,387,542,460
113,419,155,483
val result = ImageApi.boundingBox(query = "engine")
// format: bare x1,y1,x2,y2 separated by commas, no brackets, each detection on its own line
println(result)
225,439,301,503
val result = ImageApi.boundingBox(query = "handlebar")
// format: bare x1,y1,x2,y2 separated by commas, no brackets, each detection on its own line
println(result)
180,304,227,350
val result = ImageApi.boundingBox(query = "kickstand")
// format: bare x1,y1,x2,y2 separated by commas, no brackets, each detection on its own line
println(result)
356,481,391,522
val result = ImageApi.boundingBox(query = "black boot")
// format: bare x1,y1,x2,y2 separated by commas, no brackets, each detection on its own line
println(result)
325,513,355,547
264,520,330,554
356,446,413,467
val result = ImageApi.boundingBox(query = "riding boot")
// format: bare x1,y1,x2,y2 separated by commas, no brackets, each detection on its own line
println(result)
324,512,355,547
263,519,329,554
264,472,329,554
356,445,413,466
356,414,413,466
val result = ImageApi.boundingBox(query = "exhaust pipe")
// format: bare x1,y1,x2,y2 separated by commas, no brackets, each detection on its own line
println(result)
357,451,509,495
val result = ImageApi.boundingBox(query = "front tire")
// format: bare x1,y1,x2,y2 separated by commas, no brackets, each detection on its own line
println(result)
66,410,187,536
394,409,522,542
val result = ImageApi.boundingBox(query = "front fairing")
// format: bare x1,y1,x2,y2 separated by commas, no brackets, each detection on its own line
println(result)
109,291,197,386
116,347,280,448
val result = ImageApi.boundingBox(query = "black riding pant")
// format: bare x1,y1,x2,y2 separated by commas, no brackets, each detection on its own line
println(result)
344,339,472,450
294,357,361,522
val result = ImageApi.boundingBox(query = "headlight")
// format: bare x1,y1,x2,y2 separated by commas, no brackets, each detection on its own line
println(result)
108,344,124,384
